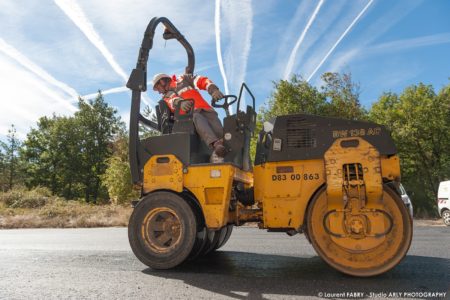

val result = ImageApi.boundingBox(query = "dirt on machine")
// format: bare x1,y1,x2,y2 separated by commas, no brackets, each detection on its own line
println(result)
125,17,413,277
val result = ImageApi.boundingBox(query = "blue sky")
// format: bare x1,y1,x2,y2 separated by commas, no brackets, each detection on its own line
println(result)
1,0,449,139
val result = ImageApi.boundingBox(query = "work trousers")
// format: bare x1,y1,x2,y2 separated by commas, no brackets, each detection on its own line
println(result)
192,109,223,146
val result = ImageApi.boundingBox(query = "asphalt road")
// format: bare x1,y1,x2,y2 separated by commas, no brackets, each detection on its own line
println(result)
0,224,448,300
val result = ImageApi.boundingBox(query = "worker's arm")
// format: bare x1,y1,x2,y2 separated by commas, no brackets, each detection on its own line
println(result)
192,75,214,91
185,74,224,101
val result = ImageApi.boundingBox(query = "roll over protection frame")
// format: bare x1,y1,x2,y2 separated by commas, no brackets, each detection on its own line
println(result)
126,17,195,184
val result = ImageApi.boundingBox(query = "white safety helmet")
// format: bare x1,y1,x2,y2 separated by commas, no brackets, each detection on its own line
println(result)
152,73,171,90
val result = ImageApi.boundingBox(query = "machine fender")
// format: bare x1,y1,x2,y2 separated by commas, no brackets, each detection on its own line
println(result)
141,188,180,198
181,189,206,229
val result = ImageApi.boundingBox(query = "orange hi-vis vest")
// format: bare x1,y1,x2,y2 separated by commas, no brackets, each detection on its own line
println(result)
163,74,215,112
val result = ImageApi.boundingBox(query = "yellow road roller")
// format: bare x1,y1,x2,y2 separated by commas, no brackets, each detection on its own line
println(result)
126,17,412,277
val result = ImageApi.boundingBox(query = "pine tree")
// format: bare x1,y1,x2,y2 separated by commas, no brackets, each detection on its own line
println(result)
0,125,23,191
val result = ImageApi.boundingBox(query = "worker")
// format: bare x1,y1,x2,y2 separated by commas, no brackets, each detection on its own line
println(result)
152,73,226,163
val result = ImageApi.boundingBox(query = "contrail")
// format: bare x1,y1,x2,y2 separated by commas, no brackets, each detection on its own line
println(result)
82,87,128,100
54,0,155,108
220,0,253,109
307,0,374,82
0,38,78,111
283,0,324,80
54,0,128,82
326,1,424,75
371,32,450,53
83,86,154,107
215,0,229,95
236,0,253,92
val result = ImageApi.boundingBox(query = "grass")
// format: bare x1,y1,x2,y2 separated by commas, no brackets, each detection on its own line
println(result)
0,187,445,229
0,187,132,229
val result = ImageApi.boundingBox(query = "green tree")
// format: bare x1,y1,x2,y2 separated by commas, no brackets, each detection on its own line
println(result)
53,116,83,199
369,82,450,216
260,74,327,120
22,92,124,202
320,72,367,120
75,93,123,202
21,116,80,196
258,72,365,123
0,125,23,191
102,131,138,205
22,117,56,192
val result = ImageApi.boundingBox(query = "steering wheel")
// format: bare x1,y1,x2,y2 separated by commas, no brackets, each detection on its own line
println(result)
211,95,237,117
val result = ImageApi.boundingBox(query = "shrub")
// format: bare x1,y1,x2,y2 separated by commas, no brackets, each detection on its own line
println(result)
102,156,138,205
0,186,52,209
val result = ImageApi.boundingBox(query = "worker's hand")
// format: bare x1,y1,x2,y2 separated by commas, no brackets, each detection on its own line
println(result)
208,84,224,101
180,100,193,112
212,89,224,101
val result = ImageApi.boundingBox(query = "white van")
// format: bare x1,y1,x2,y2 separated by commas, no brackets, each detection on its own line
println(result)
399,184,413,218
437,180,450,226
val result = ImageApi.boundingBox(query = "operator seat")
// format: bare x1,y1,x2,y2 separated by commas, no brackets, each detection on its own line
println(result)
152,99,211,164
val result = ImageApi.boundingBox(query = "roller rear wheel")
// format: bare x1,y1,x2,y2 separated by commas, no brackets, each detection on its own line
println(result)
128,192,197,269
214,224,233,250
199,229,222,256
306,185,413,277
188,224,234,259
188,227,208,260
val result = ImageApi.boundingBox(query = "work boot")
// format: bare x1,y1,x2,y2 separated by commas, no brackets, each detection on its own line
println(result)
212,139,226,157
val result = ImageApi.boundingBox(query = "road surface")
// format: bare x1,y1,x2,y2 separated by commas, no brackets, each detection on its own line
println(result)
0,224,448,299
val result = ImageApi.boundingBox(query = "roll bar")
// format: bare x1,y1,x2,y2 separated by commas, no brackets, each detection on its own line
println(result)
126,17,195,184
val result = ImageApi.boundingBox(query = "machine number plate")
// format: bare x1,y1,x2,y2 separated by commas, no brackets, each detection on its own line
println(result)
272,173,319,181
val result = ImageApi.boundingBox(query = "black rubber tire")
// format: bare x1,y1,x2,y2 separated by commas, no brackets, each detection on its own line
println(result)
187,227,208,260
442,210,450,226
200,229,222,256
211,226,228,251
128,191,197,269
214,224,233,250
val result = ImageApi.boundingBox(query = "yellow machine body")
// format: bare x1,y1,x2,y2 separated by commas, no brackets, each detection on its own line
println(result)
142,137,401,232
253,159,325,229
143,154,253,229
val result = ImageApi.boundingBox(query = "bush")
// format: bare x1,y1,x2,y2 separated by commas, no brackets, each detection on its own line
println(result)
0,186,133,228
0,186,53,209
102,156,138,205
